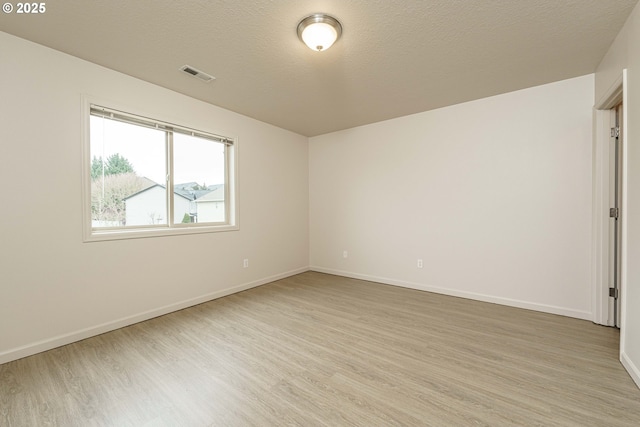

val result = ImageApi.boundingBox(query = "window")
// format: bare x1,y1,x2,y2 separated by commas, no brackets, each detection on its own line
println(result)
84,103,236,241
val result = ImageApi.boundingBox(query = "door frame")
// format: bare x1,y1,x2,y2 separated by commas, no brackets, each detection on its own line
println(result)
592,71,627,328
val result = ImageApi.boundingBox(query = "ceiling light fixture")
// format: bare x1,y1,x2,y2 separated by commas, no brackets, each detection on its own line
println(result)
297,14,342,52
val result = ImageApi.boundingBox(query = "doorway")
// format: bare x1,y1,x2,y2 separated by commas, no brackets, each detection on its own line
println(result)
592,74,626,329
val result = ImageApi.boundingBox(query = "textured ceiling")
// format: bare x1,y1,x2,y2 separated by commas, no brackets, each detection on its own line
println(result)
1,0,637,136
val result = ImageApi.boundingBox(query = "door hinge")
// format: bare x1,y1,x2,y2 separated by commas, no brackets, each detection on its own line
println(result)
609,287,619,299
610,207,619,219
611,127,620,138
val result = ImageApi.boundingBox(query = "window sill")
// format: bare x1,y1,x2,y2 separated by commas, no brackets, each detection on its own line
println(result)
84,224,239,242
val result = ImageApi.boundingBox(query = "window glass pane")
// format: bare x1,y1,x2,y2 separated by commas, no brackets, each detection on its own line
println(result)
90,116,167,227
173,133,226,224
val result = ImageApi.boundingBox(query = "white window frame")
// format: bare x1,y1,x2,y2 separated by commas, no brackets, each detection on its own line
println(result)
81,97,238,242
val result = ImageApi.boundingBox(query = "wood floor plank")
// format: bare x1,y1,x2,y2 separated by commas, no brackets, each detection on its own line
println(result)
1,271,639,426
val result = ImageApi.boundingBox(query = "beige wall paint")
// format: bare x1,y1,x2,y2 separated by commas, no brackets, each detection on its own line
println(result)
596,1,640,388
310,75,594,319
0,32,309,363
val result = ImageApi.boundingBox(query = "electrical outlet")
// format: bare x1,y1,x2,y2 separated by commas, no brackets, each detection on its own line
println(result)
343,250,348,259
243,259,249,268
417,259,423,269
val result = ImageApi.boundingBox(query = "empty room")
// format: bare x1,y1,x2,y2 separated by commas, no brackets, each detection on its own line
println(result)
2,1,640,425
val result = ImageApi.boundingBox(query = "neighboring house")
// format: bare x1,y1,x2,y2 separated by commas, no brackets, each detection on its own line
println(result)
125,184,193,225
125,182,222,225
195,185,225,223
92,176,157,228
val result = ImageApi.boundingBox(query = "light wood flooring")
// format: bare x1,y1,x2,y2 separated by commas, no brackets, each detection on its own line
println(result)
1,271,639,426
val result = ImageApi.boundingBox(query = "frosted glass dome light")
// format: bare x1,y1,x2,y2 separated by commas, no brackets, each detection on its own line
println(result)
297,14,342,52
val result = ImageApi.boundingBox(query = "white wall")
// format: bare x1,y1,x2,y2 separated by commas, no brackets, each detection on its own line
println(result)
310,74,594,319
596,1,640,388
0,32,309,363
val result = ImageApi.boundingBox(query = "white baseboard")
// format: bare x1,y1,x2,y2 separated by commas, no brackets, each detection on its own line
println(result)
0,267,309,365
310,266,592,320
621,351,640,390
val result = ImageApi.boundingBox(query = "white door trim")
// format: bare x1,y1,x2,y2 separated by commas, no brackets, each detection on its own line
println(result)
592,72,625,326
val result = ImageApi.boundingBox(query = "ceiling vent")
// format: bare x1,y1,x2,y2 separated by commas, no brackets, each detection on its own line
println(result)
179,65,215,82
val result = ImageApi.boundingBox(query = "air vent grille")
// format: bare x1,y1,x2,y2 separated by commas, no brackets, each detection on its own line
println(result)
179,65,215,82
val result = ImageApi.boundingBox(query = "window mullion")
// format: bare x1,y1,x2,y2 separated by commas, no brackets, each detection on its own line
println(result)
167,131,174,227
224,144,230,223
